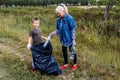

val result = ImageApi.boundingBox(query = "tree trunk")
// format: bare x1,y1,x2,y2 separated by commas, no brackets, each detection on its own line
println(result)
104,4,113,20
103,0,116,20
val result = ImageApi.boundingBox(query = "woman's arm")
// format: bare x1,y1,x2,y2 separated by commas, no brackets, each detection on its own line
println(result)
71,29,76,40
68,16,77,45
71,29,76,46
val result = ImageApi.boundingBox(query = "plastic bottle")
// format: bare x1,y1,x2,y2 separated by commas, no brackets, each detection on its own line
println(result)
70,45,75,60
43,34,51,48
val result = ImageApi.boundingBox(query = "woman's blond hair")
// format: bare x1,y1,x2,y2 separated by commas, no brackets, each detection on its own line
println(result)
55,3,68,14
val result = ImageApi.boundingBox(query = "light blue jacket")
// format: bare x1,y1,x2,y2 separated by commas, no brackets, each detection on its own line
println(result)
56,14,77,47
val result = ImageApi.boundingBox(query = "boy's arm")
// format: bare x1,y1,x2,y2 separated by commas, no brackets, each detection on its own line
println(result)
41,35,47,40
28,36,32,44
27,36,32,49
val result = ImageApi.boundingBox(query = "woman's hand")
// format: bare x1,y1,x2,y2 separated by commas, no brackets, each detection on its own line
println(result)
72,39,76,46
50,31,56,38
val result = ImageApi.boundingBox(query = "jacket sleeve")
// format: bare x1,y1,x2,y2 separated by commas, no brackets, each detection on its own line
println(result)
71,29,76,39
68,16,77,39
56,19,60,35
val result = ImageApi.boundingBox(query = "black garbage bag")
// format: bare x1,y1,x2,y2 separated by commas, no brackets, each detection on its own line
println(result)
31,42,62,75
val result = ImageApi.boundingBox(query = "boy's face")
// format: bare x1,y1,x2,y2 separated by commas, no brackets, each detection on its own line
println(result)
32,20,40,28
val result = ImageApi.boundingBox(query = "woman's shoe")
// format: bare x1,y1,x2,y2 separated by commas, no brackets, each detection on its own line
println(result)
71,64,78,71
60,64,69,70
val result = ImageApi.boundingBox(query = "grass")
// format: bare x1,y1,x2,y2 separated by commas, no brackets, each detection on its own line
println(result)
0,6,120,80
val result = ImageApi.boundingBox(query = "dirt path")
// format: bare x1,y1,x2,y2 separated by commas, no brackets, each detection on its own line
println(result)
0,42,31,60
0,42,31,80
0,43,11,80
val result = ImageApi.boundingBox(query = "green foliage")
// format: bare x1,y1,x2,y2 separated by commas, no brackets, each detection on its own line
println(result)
90,0,106,5
0,0,120,6
0,0,89,6
100,20,120,36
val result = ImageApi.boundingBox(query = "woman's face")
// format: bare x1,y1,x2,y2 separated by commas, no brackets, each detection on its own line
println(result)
57,11,65,18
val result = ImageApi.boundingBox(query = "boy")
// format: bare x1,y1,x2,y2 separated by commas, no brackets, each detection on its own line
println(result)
27,18,47,72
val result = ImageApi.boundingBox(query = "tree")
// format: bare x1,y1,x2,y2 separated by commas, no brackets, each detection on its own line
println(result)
104,0,120,20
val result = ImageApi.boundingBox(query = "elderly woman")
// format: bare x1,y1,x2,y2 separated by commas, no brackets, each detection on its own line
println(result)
50,4,78,71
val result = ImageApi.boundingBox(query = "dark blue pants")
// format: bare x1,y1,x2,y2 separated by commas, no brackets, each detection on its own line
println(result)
62,45,77,64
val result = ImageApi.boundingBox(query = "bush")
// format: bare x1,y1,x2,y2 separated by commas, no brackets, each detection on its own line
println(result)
0,6,120,38
96,20,120,37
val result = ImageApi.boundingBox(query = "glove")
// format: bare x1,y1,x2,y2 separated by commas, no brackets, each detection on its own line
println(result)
72,39,76,46
27,43,32,49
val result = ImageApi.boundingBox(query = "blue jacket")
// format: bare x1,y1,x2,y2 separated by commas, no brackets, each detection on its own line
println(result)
56,14,77,47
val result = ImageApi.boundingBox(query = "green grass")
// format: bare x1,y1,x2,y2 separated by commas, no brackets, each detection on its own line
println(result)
0,6,120,80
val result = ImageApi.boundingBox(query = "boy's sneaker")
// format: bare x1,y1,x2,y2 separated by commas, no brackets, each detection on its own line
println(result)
60,64,69,70
71,64,78,71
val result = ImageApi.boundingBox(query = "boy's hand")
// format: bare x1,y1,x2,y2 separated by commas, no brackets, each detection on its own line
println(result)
41,36,47,40
27,43,32,49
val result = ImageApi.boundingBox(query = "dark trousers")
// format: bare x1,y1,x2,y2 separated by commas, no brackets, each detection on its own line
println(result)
62,45,77,64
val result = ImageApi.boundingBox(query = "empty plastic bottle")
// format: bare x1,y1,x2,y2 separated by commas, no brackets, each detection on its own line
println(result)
43,34,51,48
70,45,75,60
